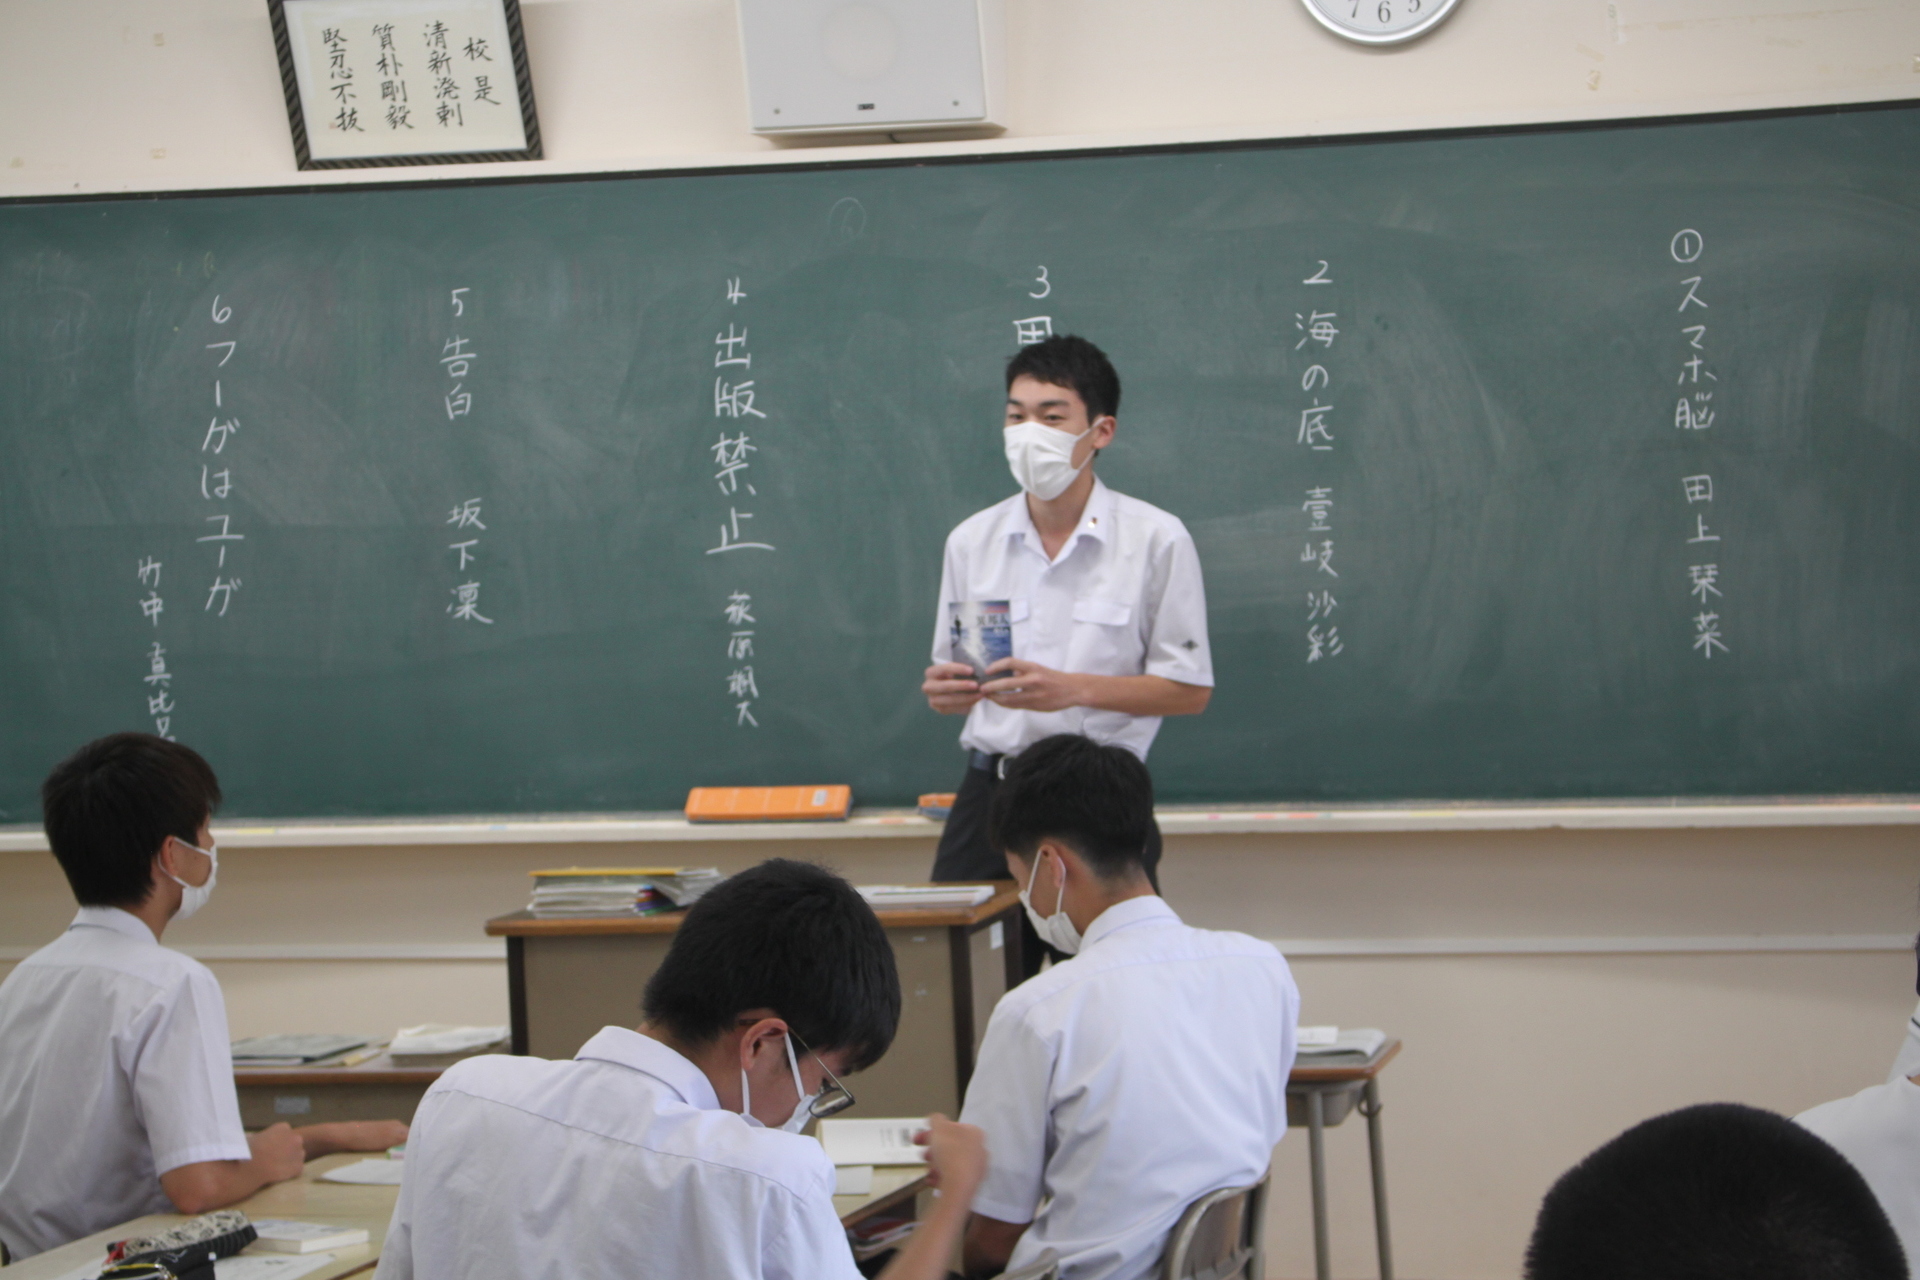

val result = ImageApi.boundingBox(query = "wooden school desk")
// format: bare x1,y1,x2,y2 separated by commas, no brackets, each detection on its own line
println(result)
485,883,1023,1119
2,1152,397,1280
235,1053,443,1130
1288,1038,1402,1280
4,1152,930,1279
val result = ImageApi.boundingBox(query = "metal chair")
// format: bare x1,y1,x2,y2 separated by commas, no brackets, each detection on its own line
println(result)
995,1247,1062,1280
1158,1168,1271,1280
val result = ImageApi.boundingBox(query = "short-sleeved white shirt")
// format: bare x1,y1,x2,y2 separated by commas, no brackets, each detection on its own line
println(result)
931,477,1213,761
0,907,251,1259
1796,1077,1920,1266
374,1026,862,1280
958,897,1298,1280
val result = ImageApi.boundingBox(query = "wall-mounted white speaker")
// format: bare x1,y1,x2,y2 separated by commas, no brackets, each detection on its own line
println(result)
736,0,1005,136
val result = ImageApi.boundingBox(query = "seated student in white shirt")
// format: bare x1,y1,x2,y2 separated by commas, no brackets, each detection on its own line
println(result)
374,859,987,1280
0,733,407,1261
957,735,1299,1280
1527,1102,1904,1280
1796,1064,1920,1266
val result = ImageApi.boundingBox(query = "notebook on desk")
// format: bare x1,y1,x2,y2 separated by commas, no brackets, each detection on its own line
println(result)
231,1033,369,1066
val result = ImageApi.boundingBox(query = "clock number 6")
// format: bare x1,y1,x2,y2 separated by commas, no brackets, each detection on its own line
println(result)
1377,0,1391,19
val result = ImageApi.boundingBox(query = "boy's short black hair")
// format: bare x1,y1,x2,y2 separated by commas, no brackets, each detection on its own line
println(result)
1005,335,1122,422
642,860,900,1072
41,733,223,909
989,734,1153,880
1526,1103,1905,1280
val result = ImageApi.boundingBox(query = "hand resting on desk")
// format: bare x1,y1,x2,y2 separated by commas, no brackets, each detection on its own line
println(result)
158,1118,409,1214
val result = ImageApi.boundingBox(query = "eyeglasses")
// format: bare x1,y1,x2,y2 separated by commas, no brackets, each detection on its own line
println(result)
788,1029,857,1119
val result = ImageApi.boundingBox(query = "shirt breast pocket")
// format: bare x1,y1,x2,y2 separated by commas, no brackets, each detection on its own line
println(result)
1069,598,1137,673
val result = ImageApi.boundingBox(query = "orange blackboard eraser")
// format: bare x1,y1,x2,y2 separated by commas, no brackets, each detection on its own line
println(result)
685,785,852,822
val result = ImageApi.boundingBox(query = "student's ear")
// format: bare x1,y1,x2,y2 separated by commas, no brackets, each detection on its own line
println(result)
735,1015,788,1072
1089,415,1116,450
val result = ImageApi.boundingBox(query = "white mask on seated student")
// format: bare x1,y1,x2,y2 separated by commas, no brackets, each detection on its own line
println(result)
740,1033,819,1134
165,838,218,921
1020,851,1084,956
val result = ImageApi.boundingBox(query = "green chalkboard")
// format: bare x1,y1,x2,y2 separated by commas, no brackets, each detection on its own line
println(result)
5,103,1920,819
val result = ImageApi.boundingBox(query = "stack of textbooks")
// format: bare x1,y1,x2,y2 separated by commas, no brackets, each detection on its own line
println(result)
526,867,724,918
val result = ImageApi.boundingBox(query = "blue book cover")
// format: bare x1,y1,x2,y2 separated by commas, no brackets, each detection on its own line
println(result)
948,600,1013,682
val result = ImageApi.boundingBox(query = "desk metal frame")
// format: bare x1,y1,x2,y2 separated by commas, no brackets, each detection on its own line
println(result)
1288,1040,1399,1280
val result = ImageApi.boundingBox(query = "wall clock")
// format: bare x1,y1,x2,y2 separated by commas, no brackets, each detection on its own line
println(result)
1298,0,1462,45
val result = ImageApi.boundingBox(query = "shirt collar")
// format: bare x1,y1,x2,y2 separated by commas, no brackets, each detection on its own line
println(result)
1080,894,1179,950
575,1026,723,1111
70,906,159,944
1007,475,1116,561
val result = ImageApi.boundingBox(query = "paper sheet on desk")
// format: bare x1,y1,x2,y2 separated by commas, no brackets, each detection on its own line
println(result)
834,1165,874,1196
319,1158,406,1185
818,1118,928,1166
49,1252,336,1280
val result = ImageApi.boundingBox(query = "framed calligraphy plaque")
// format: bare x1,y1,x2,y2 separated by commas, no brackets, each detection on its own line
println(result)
268,0,541,169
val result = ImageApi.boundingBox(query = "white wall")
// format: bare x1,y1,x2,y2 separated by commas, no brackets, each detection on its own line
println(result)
6,0,1920,1275
1,0,1915,198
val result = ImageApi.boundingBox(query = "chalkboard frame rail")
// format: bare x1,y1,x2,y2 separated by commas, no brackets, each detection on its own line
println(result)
1,94,1915,208
4,799,1919,852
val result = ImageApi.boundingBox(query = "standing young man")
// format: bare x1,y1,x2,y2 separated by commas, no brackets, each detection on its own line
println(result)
375,859,988,1280
957,736,1298,1280
922,335,1212,891
0,734,406,1260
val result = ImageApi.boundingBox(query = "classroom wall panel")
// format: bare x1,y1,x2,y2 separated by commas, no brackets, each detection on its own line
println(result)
0,0,1914,199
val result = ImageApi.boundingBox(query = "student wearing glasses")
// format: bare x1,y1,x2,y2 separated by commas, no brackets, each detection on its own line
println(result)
374,859,987,1280
957,736,1299,1280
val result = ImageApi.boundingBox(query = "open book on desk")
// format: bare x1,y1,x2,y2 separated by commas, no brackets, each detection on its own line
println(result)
1295,1027,1387,1064
818,1118,929,1166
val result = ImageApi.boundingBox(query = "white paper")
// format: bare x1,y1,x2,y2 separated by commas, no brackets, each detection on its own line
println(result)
1294,1027,1387,1057
249,1218,370,1250
818,1118,929,1166
856,885,993,907
46,1251,336,1280
1297,1024,1339,1047
221,1254,339,1280
388,1023,509,1055
319,1158,407,1185
834,1165,875,1195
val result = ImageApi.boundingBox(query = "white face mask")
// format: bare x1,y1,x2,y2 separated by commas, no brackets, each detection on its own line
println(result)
166,838,218,921
740,1033,818,1133
1004,420,1092,501
1019,852,1084,956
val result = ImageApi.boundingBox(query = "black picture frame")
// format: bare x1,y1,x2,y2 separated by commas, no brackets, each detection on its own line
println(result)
267,0,542,170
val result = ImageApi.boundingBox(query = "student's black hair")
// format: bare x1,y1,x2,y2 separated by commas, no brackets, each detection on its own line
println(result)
642,859,900,1072
41,733,223,909
1005,334,1122,422
1525,1102,1906,1280
988,734,1153,881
